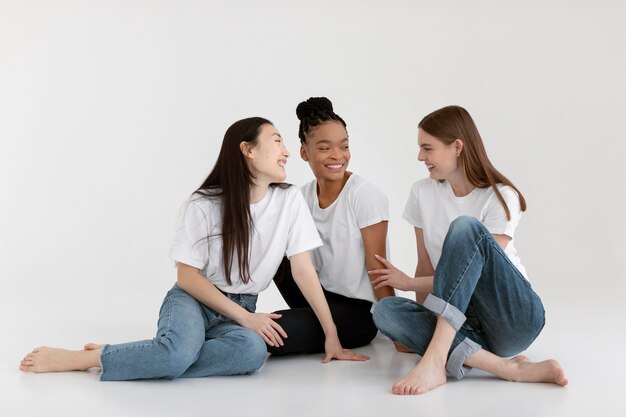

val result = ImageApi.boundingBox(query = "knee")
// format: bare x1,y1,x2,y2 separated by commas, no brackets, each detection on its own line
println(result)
160,349,198,379
373,297,403,336
154,334,204,379
234,331,267,374
449,216,483,237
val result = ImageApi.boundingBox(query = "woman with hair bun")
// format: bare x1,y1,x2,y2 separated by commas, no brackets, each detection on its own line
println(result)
268,97,394,356
19,117,366,380
370,105,568,394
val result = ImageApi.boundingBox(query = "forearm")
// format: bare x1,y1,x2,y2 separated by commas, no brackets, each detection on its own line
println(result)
290,255,337,337
413,265,434,303
177,267,250,324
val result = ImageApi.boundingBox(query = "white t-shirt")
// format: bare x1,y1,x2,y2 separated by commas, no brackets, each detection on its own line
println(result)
402,178,528,279
301,174,389,303
169,185,323,294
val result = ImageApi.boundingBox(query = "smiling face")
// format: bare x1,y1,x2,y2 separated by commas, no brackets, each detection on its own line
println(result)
300,121,350,182
417,128,463,181
243,123,290,185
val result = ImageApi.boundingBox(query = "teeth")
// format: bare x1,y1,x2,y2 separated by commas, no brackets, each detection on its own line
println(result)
326,164,342,169
278,160,286,167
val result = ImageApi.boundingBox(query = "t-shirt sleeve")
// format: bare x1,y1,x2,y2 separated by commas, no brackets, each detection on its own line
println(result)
285,190,323,258
169,199,211,270
482,186,522,238
402,181,423,228
353,181,389,229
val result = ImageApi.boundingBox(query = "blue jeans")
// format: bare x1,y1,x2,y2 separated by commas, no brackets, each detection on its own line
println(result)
99,284,267,381
373,216,545,379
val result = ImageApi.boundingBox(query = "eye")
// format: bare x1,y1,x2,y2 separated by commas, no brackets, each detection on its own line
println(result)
318,147,330,151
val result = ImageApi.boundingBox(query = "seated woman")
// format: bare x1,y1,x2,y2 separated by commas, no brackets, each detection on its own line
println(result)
19,116,366,379
268,97,394,357
371,105,568,394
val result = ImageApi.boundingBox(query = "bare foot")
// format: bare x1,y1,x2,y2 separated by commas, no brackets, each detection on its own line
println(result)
19,346,101,373
503,355,568,386
392,356,447,395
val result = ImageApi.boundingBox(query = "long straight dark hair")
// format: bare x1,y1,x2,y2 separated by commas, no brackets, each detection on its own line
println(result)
419,106,526,220
194,117,277,285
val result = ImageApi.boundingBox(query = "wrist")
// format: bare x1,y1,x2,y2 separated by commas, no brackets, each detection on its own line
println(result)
232,309,252,326
322,324,338,338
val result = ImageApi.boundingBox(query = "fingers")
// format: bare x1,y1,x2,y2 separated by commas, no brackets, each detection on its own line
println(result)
269,320,288,339
368,268,391,276
339,351,369,361
374,254,394,268
322,350,370,363
373,280,389,290
262,324,283,347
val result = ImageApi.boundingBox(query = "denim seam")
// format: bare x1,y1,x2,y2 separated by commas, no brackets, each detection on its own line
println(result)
487,238,532,288
443,232,490,305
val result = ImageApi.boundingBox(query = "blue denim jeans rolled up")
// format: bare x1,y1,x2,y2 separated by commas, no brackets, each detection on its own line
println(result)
374,216,545,379
99,284,267,381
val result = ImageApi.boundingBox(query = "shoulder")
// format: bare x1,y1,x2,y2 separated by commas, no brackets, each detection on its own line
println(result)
346,174,388,202
188,192,220,213
299,179,317,200
491,184,521,207
482,184,522,218
270,184,305,206
409,177,441,196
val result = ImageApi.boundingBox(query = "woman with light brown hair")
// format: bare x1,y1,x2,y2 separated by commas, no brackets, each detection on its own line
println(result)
370,105,567,395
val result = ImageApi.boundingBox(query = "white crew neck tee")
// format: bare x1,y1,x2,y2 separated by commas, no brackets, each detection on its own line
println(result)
301,174,389,303
402,178,528,279
169,185,323,294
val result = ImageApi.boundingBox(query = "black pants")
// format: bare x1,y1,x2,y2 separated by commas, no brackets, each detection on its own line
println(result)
267,257,378,355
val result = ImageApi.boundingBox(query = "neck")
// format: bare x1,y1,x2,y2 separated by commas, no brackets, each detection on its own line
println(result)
446,171,474,197
250,182,270,204
316,172,351,208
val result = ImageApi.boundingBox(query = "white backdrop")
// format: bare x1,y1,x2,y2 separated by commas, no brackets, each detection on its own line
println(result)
1,0,624,329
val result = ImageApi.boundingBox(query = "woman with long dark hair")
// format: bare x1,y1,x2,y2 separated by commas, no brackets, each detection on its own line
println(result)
19,117,366,379
268,97,394,356
371,106,567,394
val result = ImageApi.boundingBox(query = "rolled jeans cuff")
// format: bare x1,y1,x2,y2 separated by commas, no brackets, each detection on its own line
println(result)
446,337,482,379
423,293,466,331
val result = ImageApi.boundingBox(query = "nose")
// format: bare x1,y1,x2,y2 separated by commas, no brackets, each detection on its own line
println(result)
417,148,426,161
283,145,290,158
331,147,342,159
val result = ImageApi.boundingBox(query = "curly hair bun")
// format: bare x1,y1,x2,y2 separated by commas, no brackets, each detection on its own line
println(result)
296,97,334,120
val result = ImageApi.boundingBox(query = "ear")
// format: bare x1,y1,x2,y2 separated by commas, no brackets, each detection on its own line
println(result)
300,144,309,162
454,139,464,157
240,141,253,159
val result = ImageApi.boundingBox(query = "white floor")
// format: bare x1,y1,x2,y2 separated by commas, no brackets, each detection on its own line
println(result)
3,278,625,417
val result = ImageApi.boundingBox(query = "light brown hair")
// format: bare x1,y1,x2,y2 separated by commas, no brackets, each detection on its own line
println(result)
419,105,526,220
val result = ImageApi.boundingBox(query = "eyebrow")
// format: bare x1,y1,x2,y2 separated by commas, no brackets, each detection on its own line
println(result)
272,133,282,138
314,137,349,144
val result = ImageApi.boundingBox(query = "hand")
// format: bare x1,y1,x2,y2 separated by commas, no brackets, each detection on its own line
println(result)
369,254,414,291
322,335,369,363
239,312,288,347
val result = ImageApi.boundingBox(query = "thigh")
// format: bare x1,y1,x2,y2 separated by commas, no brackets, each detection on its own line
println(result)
156,285,208,346
324,291,377,348
469,254,545,356
184,322,266,377
268,307,325,355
